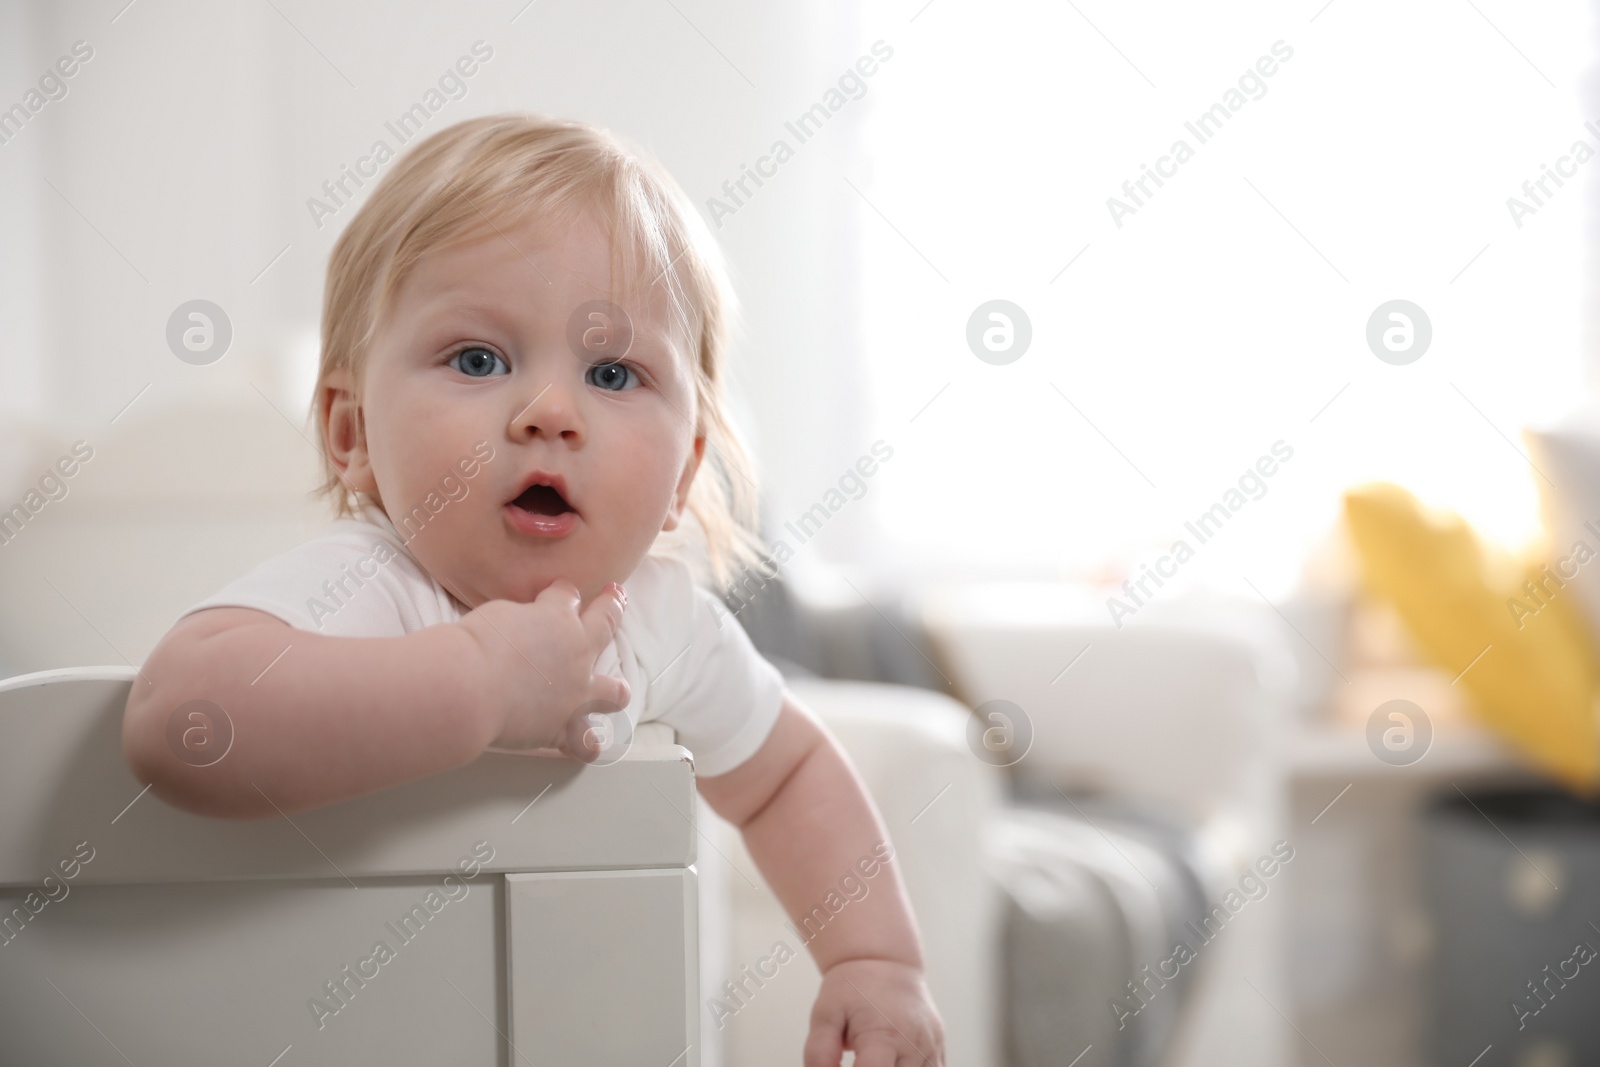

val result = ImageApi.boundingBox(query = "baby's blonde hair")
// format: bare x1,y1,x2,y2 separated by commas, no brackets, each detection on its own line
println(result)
311,112,764,590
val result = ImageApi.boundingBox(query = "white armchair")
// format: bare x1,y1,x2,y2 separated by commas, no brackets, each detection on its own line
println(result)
919,583,1296,1067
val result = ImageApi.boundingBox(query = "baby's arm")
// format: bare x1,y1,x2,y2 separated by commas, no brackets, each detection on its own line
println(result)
697,693,946,1066
123,582,628,819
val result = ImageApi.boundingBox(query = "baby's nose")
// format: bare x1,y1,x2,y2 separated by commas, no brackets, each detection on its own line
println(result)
509,380,584,443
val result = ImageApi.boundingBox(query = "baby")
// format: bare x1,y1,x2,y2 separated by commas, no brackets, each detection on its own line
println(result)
122,113,944,1065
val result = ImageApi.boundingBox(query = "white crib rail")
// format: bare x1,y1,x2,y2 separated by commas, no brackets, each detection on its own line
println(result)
0,666,701,1067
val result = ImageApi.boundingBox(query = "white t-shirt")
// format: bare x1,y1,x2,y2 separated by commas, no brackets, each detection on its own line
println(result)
181,508,785,777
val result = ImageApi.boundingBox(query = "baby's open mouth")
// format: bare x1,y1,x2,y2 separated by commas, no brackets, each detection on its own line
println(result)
511,484,574,516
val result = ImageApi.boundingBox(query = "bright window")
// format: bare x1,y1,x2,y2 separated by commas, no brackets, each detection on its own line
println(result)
854,0,1592,597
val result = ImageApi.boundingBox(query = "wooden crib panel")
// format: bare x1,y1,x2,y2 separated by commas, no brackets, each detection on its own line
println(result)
0,667,704,1065
506,868,699,1067
0,875,506,1065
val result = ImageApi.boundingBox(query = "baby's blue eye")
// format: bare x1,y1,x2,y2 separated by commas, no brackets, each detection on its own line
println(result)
449,347,509,377
587,362,639,392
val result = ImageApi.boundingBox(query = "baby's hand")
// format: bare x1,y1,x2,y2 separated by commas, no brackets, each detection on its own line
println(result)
457,579,630,760
804,958,945,1067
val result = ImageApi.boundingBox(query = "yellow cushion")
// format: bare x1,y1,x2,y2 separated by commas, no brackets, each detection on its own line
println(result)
1343,483,1599,789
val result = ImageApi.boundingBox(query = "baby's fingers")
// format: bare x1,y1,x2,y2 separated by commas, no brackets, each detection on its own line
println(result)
534,577,582,613
802,1014,845,1067
850,1042,899,1067
558,709,605,763
557,680,631,763
589,671,630,713
579,581,627,651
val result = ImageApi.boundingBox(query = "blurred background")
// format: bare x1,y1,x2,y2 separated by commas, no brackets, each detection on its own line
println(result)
4,1,1600,1065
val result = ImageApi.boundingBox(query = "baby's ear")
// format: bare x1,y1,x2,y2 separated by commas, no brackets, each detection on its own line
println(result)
321,367,377,495
661,435,706,532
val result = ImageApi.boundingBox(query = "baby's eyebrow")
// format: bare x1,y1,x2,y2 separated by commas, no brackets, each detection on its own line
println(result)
429,300,517,328
408,301,525,348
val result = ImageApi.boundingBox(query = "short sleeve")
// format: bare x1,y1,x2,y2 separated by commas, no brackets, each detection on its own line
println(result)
625,555,786,777
179,517,462,637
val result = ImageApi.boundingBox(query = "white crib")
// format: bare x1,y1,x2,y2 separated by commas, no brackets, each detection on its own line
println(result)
0,666,700,1066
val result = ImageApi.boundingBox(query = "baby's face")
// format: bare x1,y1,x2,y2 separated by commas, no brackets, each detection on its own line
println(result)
340,208,703,607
